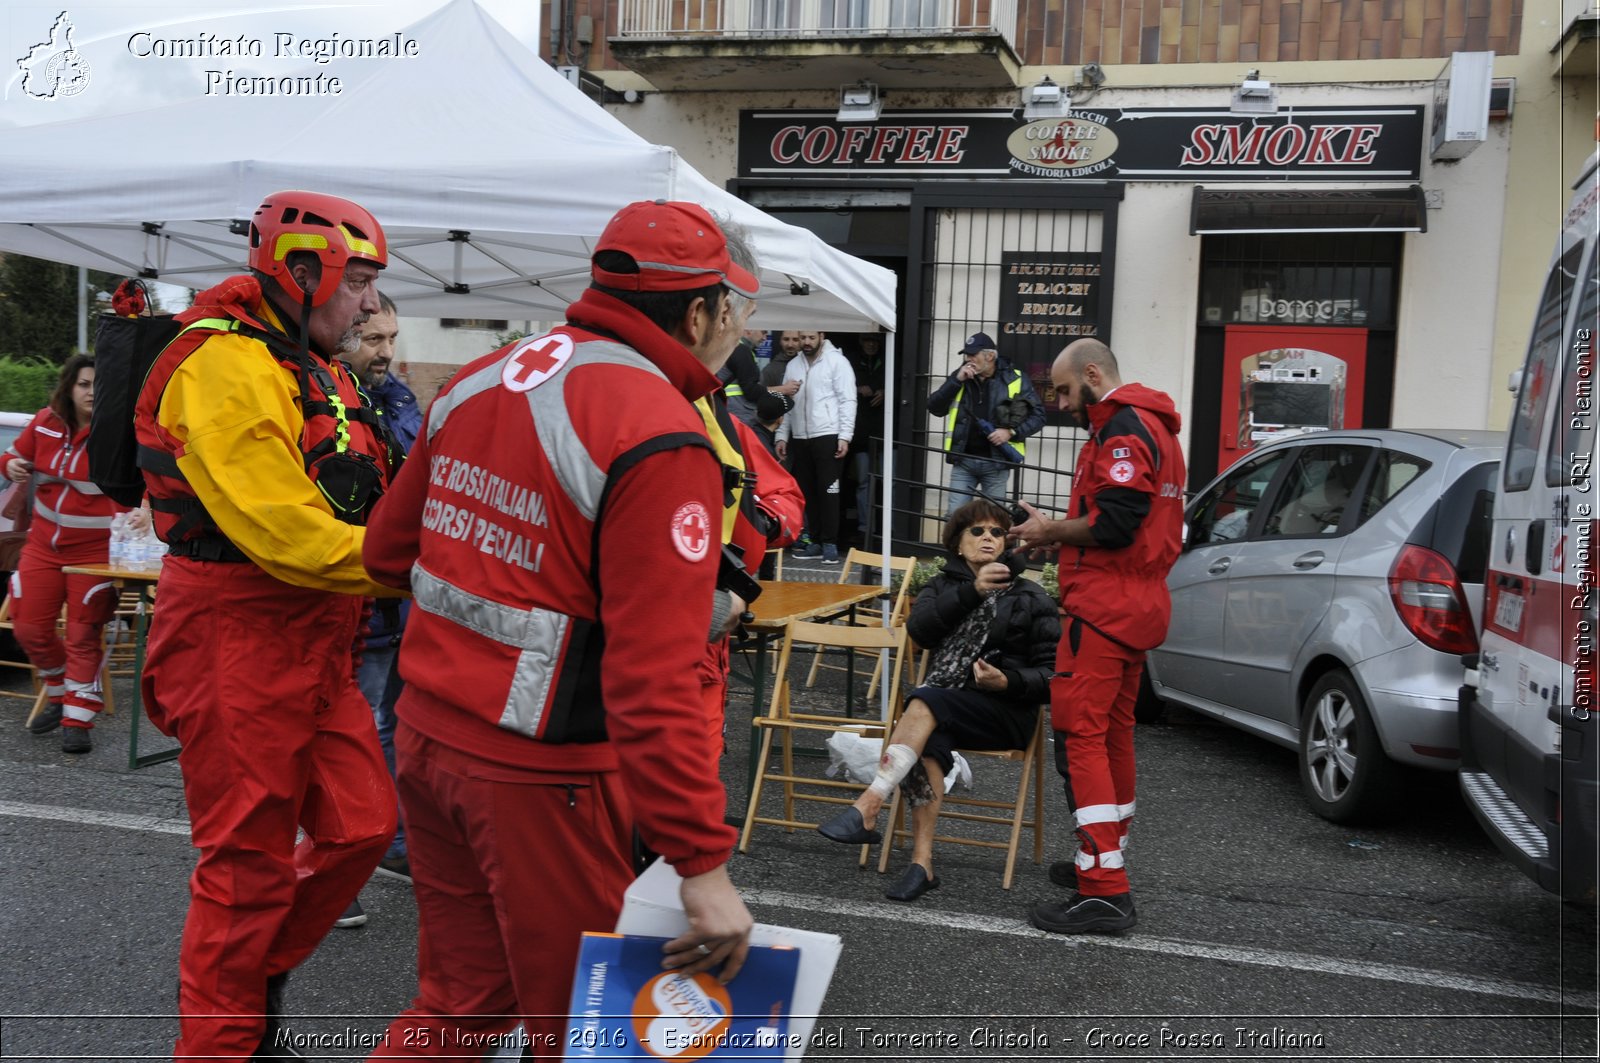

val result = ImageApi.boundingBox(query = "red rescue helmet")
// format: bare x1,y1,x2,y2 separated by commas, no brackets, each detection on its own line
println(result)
247,190,387,308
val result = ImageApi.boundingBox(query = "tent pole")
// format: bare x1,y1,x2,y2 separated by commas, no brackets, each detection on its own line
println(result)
77,266,88,354
877,329,896,723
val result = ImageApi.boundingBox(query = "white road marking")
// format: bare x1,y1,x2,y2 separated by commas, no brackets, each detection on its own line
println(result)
740,887,1568,1005
0,798,190,836
0,800,1567,1005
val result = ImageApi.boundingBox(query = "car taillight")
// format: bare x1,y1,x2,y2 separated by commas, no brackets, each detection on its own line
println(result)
1389,544,1479,655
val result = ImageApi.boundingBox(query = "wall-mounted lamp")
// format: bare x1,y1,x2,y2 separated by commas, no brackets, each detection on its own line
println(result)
1230,70,1278,115
1022,76,1068,120
836,81,882,123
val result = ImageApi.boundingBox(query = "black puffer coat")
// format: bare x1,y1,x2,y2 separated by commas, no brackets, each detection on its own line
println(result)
906,557,1061,706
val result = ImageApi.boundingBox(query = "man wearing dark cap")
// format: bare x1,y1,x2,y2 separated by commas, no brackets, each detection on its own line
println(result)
363,199,756,1057
753,390,791,458
927,330,1045,516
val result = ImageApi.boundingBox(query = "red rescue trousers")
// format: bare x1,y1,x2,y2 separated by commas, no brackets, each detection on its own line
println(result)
10,538,118,727
143,558,396,1062
1050,617,1141,897
371,720,635,1061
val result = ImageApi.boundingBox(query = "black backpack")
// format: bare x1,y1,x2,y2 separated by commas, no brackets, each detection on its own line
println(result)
88,283,182,507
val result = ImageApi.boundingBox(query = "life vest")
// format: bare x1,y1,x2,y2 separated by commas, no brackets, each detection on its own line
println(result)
945,369,1028,457
134,308,390,561
693,395,749,543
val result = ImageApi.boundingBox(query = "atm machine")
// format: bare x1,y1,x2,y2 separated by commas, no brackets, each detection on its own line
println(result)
1218,325,1368,471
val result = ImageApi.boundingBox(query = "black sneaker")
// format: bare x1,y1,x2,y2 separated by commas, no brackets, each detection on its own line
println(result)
252,1024,307,1059
254,972,305,1059
28,701,63,734
264,971,290,1019
61,726,91,754
251,1029,307,1059
1029,892,1137,935
1048,861,1077,889
375,854,412,884
333,898,367,928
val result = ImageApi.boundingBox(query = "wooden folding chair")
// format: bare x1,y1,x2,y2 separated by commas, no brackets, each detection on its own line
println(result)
104,585,146,679
1,594,119,727
0,594,45,717
803,548,918,696
740,619,908,865
875,650,1046,889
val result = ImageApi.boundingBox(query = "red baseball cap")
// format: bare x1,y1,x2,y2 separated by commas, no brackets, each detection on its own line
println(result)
592,200,761,299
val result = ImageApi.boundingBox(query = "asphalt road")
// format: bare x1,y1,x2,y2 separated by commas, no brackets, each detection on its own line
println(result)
1,647,1595,1062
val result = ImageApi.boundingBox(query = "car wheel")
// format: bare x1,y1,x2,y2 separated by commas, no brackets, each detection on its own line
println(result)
1134,663,1167,725
1297,669,1400,824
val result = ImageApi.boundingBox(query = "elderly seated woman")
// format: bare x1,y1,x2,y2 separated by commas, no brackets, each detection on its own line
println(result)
817,498,1060,901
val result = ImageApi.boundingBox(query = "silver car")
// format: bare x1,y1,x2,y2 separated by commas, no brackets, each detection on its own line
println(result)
1144,429,1502,823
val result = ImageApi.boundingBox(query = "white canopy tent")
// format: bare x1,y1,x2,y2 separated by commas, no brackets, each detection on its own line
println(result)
0,0,907,655
0,0,895,333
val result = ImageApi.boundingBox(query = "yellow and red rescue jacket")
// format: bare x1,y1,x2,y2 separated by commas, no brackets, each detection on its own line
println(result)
133,275,393,593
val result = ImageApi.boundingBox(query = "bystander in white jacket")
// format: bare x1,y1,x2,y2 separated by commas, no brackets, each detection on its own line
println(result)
776,340,857,446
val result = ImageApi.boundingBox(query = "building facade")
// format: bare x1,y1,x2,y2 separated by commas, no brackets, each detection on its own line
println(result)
536,0,1597,509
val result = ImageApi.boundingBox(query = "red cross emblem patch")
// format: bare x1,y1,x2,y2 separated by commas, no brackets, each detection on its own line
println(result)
502,333,574,392
671,501,712,562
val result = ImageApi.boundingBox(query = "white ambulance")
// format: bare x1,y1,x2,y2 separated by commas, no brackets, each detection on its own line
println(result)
1459,150,1599,903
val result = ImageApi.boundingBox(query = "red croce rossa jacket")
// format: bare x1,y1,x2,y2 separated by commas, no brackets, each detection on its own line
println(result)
364,289,736,875
1056,383,1187,652
7,408,127,553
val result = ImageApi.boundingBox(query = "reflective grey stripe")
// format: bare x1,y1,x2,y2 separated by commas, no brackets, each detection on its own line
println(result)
425,359,504,445
426,337,669,523
417,336,680,735
34,473,102,495
33,499,113,530
411,562,572,739
526,341,666,522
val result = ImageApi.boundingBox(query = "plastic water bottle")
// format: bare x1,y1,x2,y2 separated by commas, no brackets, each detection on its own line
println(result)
108,513,130,568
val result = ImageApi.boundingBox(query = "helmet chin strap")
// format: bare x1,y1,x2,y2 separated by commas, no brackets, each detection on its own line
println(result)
294,286,316,459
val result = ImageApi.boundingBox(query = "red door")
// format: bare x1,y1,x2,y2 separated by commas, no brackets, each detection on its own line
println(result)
1219,325,1368,471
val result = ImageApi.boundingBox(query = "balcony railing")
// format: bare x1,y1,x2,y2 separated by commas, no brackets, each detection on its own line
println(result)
614,0,1018,50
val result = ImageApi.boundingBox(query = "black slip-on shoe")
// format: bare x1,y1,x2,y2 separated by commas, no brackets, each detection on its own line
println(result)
884,863,940,902
28,701,62,734
816,807,881,845
1029,892,1137,935
60,726,91,754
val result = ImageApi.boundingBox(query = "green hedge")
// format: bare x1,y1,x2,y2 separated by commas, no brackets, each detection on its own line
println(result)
0,357,58,415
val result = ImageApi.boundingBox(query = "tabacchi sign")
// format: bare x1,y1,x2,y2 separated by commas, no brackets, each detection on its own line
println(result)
738,107,1424,182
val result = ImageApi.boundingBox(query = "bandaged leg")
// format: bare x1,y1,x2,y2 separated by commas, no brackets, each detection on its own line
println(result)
867,743,918,800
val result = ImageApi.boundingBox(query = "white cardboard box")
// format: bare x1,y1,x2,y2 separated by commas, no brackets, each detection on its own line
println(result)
615,858,842,1060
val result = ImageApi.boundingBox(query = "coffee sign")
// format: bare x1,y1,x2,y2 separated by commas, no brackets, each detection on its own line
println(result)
738,106,1424,181
1006,114,1120,177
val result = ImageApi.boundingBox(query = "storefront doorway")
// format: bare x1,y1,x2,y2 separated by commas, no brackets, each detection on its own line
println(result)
1190,231,1403,487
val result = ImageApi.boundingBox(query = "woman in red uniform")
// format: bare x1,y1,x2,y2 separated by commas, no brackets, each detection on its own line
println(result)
6,355,136,753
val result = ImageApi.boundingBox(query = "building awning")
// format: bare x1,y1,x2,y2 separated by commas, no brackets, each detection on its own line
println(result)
1190,185,1427,235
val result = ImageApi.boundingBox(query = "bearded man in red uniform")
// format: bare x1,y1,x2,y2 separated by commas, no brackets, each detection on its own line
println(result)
135,190,400,1060
363,201,760,1057
1009,337,1186,935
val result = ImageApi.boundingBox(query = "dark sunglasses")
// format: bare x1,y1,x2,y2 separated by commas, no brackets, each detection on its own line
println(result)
966,525,1008,539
